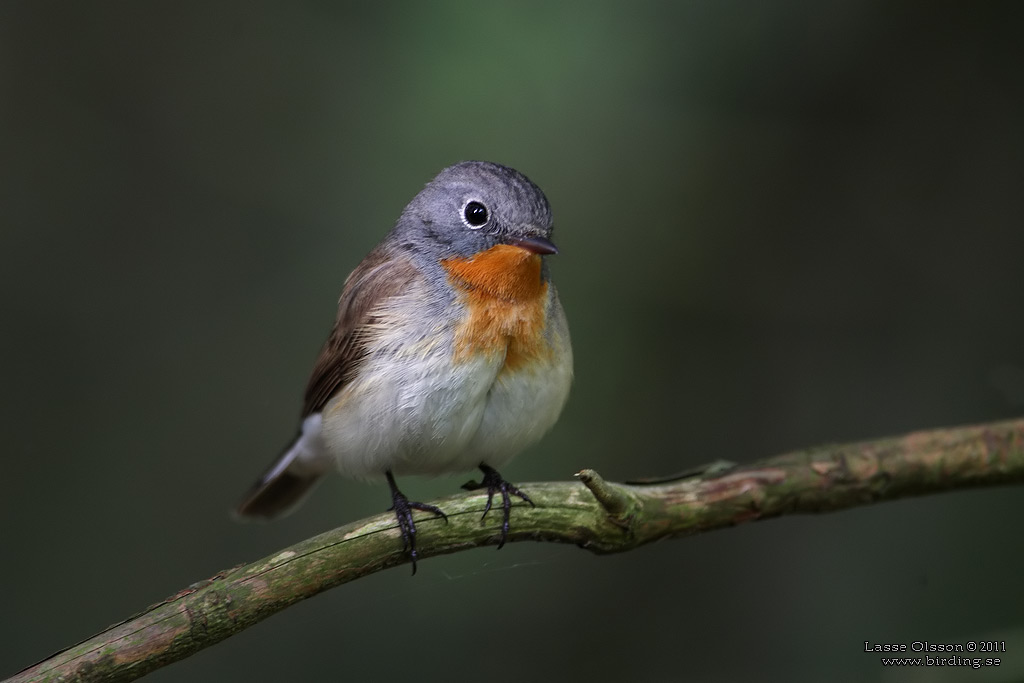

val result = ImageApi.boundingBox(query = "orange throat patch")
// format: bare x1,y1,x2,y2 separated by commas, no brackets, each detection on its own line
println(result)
441,244,550,370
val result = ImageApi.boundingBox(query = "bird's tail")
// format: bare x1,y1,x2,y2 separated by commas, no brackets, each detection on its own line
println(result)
234,468,324,520
234,414,329,520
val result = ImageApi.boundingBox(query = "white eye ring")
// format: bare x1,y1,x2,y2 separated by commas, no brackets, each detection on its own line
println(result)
461,200,489,229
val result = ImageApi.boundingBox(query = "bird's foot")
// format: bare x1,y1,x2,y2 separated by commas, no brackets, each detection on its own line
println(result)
461,464,535,549
386,471,447,575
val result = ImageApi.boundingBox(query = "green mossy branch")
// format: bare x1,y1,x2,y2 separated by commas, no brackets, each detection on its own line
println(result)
8,418,1024,683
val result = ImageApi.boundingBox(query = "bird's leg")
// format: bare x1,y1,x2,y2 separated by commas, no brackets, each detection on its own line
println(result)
386,470,447,575
461,463,535,549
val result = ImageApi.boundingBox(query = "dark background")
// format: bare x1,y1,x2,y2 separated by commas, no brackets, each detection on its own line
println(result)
3,2,1023,682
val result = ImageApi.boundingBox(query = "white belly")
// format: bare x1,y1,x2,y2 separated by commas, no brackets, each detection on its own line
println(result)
310,273,572,481
318,343,570,479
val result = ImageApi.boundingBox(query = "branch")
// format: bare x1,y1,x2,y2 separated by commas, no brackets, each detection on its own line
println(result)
9,417,1024,683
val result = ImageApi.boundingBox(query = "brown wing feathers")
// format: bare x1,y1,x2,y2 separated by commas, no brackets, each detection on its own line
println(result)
301,246,420,416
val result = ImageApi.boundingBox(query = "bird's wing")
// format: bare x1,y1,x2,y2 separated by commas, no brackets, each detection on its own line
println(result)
301,245,422,417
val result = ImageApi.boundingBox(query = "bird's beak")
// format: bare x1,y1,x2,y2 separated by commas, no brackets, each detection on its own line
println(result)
509,235,558,255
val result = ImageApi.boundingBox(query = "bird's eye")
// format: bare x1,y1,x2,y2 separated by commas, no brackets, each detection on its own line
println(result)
462,201,489,229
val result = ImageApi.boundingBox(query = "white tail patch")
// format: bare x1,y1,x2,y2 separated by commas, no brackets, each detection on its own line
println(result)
263,413,328,483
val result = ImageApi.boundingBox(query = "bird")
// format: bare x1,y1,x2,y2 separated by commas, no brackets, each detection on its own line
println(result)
235,161,573,573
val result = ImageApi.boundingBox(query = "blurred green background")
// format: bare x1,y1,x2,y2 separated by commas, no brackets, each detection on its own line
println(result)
3,2,1023,681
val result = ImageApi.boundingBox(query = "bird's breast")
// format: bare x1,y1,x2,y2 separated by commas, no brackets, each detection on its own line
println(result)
440,244,551,371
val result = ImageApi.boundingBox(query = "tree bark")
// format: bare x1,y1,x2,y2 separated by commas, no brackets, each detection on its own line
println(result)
8,417,1024,683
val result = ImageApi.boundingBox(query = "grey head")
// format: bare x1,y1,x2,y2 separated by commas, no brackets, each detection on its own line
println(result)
390,161,556,260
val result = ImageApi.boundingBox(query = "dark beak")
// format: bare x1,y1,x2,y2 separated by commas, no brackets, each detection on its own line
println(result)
509,235,559,255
